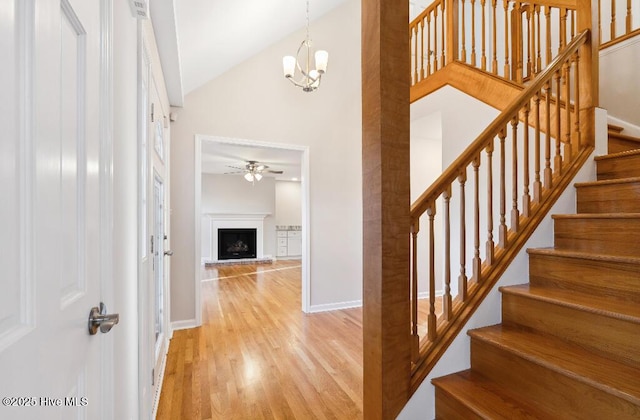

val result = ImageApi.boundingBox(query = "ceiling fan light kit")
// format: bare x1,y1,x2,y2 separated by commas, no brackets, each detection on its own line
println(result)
282,0,328,92
226,161,283,185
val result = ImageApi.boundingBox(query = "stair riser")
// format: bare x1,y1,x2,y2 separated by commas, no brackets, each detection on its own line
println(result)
554,217,640,257
609,138,640,154
529,253,640,302
576,182,640,213
434,388,484,420
502,293,640,366
470,338,640,419
597,154,640,180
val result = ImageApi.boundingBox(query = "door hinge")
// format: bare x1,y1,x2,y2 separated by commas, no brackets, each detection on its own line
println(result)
151,103,155,122
152,368,155,386
150,235,154,254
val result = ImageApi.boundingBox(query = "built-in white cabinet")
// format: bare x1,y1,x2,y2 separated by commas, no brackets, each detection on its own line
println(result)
276,226,302,257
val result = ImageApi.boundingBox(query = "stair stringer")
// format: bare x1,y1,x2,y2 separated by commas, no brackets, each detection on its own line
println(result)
396,107,609,420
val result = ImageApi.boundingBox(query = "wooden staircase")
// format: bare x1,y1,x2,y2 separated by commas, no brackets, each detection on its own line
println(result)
432,126,640,419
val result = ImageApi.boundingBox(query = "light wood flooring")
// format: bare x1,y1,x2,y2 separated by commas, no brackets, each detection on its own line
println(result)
156,261,364,419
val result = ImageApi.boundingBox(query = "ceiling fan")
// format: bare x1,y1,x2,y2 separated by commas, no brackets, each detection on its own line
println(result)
225,160,283,183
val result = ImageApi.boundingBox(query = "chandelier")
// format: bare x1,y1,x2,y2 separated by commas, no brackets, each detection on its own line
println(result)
282,0,328,92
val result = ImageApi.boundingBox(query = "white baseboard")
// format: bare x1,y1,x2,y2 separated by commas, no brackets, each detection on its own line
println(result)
607,115,640,137
307,299,362,313
171,319,199,331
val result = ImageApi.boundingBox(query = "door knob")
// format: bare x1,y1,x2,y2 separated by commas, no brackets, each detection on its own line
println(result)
164,250,174,256
88,302,120,335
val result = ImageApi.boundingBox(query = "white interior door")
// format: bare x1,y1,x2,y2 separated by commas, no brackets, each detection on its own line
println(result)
0,0,112,418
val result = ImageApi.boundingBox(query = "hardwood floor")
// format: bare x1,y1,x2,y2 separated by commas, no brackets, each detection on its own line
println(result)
156,261,364,419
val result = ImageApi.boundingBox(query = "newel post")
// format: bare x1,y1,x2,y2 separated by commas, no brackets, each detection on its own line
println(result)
577,0,599,146
446,0,459,64
362,0,411,418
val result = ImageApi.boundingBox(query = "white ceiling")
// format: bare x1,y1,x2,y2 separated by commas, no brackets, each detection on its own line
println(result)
152,0,431,106
173,0,348,97
201,140,303,181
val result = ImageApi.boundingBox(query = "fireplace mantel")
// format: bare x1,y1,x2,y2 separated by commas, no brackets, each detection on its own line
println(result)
201,213,271,263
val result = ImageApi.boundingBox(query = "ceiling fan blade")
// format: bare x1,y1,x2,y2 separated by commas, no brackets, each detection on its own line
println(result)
223,171,243,174
226,165,245,170
267,170,284,174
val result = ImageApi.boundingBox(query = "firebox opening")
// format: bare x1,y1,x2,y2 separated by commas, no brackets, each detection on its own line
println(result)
218,228,257,260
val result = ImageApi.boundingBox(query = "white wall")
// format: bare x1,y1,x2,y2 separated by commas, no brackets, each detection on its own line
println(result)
170,0,362,321
275,180,302,226
600,36,640,127
201,174,276,258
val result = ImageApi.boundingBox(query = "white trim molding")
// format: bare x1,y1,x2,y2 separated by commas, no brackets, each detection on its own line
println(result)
308,300,362,313
171,319,198,331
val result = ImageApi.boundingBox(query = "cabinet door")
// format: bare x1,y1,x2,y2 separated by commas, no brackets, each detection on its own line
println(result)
287,237,302,256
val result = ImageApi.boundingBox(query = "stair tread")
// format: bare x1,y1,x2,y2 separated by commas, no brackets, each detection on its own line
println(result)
468,325,640,405
595,148,640,160
552,212,640,219
608,124,624,133
575,176,640,187
432,370,553,419
499,284,640,321
527,247,640,264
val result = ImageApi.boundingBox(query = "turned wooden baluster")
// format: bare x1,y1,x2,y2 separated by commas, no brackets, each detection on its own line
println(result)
560,8,567,53
564,60,572,160
544,80,553,189
427,13,432,76
486,141,494,265
536,6,542,73
522,103,531,218
510,115,520,231
526,6,533,78
441,0,446,69
461,0,467,62
434,7,439,72
514,2,523,83
421,21,426,80
504,0,510,78
545,6,552,66
481,0,487,71
598,0,602,43
571,9,575,40
472,156,481,282
458,171,468,301
533,91,542,203
427,204,437,341
443,186,452,320
411,219,419,359
627,0,632,34
611,0,617,40
411,25,420,85
554,68,563,174
471,0,477,66
492,0,498,74
498,128,508,248
574,50,582,148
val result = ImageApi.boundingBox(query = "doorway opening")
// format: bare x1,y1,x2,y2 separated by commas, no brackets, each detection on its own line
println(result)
194,135,310,323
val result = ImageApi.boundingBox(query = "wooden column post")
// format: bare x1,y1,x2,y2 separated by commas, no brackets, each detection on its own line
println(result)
577,0,599,146
362,0,411,418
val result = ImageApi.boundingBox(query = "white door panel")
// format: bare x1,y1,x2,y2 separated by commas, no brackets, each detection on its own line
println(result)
0,0,111,418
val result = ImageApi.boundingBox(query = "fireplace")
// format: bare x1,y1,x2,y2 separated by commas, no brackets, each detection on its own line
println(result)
218,228,257,260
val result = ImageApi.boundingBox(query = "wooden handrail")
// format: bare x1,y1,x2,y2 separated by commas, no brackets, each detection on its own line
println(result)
408,27,594,388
